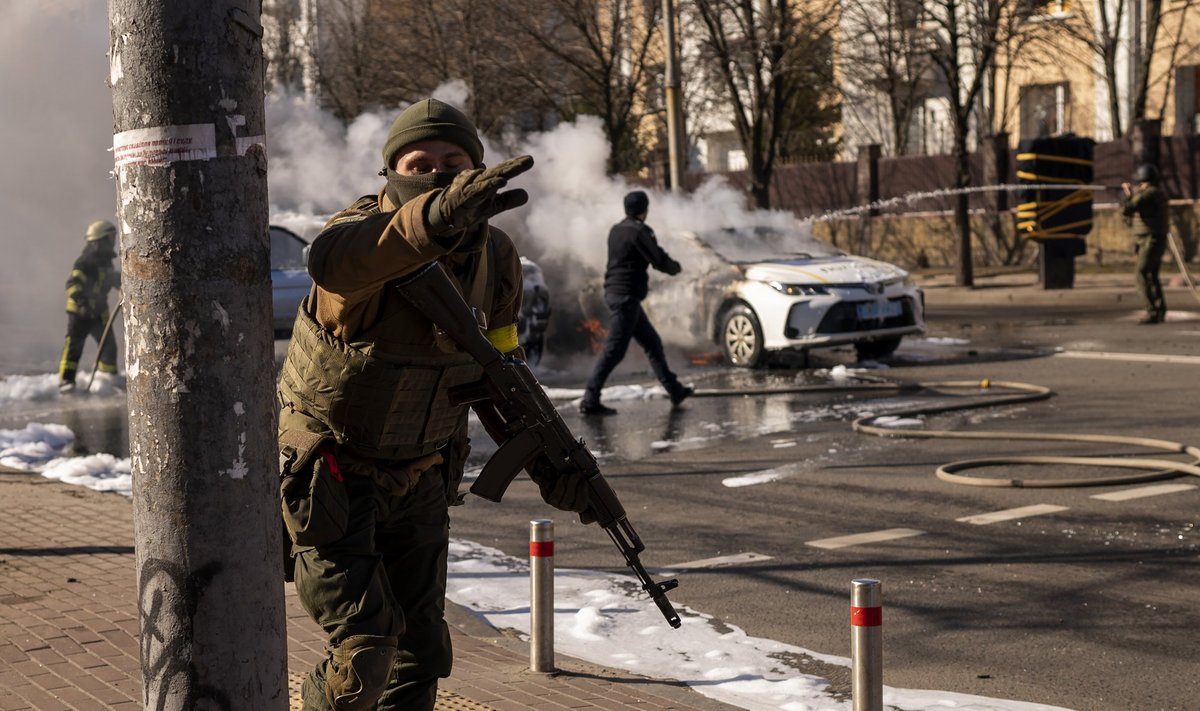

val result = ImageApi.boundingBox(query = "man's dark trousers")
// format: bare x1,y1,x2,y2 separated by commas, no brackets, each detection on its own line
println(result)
583,295,682,405
1135,234,1167,320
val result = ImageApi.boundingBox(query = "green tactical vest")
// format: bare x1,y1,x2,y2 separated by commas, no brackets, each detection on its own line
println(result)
277,247,493,462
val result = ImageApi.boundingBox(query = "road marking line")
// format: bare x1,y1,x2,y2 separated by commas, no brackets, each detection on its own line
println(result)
1091,483,1198,501
806,528,924,550
660,552,773,572
772,441,797,449
1055,350,1200,365
956,504,1068,525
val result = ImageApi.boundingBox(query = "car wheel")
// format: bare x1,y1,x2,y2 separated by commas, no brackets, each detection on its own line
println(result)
854,336,902,361
720,305,765,368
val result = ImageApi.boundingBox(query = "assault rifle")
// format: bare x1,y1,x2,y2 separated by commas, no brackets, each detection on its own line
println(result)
395,261,681,628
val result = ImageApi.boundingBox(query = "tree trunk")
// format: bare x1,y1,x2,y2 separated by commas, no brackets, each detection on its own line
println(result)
953,130,974,286
108,2,287,709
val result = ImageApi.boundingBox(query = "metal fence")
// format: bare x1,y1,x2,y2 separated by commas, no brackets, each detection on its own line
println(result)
707,134,1200,220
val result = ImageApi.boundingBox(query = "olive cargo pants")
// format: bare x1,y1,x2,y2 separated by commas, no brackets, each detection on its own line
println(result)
294,468,452,710
1134,234,1167,321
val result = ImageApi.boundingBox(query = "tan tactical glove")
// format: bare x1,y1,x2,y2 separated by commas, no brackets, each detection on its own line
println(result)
428,155,534,236
531,460,597,524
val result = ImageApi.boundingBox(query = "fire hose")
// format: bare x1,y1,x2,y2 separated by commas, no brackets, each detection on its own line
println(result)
1167,232,1200,307
84,295,123,393
689,378,1200,487
851,379,1200,488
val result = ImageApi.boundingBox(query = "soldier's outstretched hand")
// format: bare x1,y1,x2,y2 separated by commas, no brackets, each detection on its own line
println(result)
430,155,534,235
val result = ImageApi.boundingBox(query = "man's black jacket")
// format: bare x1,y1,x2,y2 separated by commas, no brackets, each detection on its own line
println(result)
602,217,681,301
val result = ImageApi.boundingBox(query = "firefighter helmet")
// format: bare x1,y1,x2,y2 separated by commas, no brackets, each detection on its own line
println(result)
1132,163,1159,185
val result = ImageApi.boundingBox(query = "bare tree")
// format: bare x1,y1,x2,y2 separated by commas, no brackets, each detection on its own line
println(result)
262,0,307,93
313,0,382,120
1055,0,1197,138
689,0,840,208
368,1,557,139
920,0,1027,285
498,0,664,174
839,0,933,156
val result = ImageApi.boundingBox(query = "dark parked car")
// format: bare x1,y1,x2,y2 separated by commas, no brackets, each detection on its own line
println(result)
518,257,551,364
270,225,312,338
272,227,553,359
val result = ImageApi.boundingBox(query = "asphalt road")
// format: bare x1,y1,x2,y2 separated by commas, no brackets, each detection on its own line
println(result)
451,273,1200,711
5,271,1197,710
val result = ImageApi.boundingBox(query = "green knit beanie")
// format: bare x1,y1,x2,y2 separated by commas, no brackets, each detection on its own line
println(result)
382,98,484,170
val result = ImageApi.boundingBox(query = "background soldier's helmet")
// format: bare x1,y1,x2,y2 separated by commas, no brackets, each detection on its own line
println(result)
85,220,117,242
1132,163,1159,185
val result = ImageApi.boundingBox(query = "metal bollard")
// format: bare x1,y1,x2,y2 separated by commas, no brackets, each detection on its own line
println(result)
851,579,883,711
530,519,555,672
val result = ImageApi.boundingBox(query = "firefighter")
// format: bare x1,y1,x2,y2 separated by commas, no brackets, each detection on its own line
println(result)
1121,163,1169,324
58,220,120,393
276,98,590,711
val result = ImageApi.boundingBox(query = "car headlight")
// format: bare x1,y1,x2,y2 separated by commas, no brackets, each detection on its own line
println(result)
766,280,828,296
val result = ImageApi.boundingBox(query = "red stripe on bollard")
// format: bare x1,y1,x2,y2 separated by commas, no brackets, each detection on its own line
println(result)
530,541,555,557
850,605,882,627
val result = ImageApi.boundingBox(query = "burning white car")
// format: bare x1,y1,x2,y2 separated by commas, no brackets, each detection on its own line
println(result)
647,226,925,367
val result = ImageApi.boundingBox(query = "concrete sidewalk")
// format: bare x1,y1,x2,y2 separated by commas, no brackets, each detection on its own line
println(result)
0,470,736,711
917,265,1199,308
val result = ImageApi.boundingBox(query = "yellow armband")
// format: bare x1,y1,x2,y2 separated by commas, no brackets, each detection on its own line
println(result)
485,323,519,353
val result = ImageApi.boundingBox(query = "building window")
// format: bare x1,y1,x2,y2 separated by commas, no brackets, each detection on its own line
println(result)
1174,65,1200,135
726,149,747,172
1018,0,1071,17
1020,82,1070,138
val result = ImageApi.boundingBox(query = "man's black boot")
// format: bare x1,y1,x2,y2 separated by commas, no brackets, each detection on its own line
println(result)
579,401,618,416
669,385,694,407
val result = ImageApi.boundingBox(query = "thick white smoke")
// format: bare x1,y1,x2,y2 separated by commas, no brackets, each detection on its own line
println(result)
1,0,806,373
261,86,807,350
0,0,116,373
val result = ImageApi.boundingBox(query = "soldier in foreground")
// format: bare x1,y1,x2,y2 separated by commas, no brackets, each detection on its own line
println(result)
58,220,121,393
275,99,592,710
1121,163,1169,324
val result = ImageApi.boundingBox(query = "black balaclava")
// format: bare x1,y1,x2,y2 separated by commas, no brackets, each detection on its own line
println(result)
384,169,457,209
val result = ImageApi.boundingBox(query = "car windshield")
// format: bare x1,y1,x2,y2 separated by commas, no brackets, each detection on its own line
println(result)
688,226,844,265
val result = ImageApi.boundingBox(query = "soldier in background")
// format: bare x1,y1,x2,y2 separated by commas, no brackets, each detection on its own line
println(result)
58,220,120,393
1121,163,1169,324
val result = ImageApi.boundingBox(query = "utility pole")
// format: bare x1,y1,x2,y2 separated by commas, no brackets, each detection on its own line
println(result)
108,2,287,709
662,0,687,192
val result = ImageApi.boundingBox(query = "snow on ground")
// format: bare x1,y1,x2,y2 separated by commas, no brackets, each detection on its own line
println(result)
0,372,1075,711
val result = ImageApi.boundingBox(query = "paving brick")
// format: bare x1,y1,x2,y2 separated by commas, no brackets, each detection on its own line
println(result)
0,474,733,711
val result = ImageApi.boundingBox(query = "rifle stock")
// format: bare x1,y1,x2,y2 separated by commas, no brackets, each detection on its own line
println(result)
395,262,682,628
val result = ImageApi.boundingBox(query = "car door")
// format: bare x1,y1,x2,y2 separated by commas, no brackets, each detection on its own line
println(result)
269,225,312,336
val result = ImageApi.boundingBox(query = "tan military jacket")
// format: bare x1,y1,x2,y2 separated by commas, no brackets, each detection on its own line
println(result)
308,189,523,342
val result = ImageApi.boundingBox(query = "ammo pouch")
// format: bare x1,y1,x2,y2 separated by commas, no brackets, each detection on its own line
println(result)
279,429,349,548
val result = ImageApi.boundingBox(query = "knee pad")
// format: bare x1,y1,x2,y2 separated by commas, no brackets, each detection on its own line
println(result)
325,634,399,711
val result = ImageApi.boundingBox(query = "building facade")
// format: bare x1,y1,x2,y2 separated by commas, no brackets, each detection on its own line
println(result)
838,0,1200,157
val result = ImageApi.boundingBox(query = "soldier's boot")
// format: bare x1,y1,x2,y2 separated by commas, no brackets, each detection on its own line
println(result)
325,634,399,711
